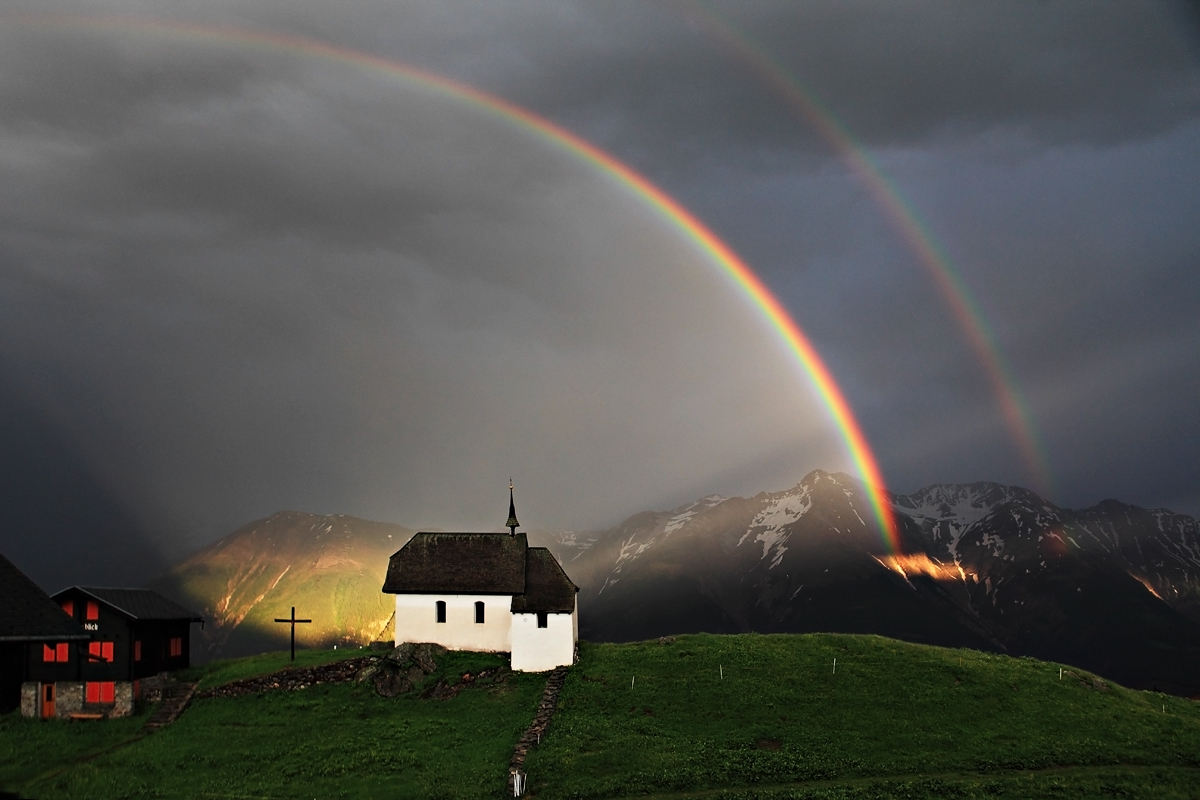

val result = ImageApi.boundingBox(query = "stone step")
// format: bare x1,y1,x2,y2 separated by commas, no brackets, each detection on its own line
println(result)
145,681,198,732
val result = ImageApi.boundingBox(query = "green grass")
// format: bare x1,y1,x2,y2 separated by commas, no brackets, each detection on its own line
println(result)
5,634,1200,799
523,634,1200,799
4,648,543,799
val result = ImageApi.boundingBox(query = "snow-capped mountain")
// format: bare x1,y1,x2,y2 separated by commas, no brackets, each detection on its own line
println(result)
546,471,1200,694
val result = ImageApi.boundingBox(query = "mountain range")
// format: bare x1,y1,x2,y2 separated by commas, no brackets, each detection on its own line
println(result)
152,472,1200,693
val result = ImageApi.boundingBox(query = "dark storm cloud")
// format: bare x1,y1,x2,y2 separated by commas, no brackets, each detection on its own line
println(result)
0,0,1197,590
395,1,1200,164
0,11,841,586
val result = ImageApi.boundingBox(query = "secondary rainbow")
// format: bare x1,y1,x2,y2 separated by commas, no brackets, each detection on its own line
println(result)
17,15,904,551
675,1,1057,499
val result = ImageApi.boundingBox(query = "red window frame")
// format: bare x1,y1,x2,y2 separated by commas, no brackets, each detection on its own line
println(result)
88,641,114,662
85,682,115,704
85,601,99,621
43,643,70,662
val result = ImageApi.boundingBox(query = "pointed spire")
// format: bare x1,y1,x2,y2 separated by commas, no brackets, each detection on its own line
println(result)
506,479,520,535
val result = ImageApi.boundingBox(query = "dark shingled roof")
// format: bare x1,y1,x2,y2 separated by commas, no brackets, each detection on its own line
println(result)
382,533,528,594
0,553,89,642
57,588,203,622
510,547,578,613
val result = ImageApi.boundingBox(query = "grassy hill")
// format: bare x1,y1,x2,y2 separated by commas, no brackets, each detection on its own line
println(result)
4,635,1200,799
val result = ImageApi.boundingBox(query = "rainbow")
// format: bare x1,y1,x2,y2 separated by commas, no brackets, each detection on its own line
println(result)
12,15,903,551
675,2,1057,499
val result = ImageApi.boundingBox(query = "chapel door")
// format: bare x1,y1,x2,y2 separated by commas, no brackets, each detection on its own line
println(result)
42,683,55,719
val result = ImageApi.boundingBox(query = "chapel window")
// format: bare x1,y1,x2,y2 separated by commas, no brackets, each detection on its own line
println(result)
436,600,447,624
475,601,485,624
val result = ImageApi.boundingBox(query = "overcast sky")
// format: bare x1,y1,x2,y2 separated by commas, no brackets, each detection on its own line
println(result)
2,1,1198,589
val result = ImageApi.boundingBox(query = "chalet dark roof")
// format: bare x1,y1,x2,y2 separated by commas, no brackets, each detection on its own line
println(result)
382,533,528,595
510,547,578,614
0,553,89,642
56,587,203,622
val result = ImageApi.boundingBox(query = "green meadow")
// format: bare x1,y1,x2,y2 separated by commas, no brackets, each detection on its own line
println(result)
4,635,1200,799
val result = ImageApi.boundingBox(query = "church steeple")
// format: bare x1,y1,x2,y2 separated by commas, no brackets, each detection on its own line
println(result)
506,479,520,536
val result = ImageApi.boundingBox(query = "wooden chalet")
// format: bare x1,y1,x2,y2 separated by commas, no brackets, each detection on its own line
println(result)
47,587,203,716
0,553,90,716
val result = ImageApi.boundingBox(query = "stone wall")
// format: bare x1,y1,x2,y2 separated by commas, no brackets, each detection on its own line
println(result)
19,682,36,718
55,681,84,717
19,681,131,718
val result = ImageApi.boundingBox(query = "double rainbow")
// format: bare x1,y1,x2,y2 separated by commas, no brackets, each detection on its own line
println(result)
676,2,1056,499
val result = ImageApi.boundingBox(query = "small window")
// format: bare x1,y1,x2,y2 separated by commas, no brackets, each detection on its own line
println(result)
134,640,142,661
88,641,114,662
435,600,447,624
42,642,68,662
537,611,548,629
86,601,99,621
61,600,74,618
169,637,183,657
85,682,114,703
474,601,485,624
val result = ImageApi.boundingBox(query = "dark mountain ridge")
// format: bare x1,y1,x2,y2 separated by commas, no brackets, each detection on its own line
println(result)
547,471,1200,694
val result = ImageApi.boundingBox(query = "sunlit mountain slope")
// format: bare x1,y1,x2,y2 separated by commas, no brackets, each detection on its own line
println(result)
152,511,412,659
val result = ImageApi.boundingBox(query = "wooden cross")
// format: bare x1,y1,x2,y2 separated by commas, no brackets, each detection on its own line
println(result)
273,607,312,661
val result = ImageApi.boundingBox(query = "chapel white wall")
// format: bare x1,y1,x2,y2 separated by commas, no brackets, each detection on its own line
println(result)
510,604,576,672
394,594,512,653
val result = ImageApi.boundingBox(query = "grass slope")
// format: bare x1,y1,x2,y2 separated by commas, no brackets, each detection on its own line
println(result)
525,634,1200,799
4,635,1200,799
3,648,543,799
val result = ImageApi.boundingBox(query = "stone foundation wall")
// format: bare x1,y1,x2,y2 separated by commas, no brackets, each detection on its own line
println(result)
19,683,37,718
19,681,132,719
55,682,84,717
111,682,133,717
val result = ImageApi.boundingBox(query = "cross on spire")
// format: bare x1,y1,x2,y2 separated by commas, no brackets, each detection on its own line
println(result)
506,479,520,536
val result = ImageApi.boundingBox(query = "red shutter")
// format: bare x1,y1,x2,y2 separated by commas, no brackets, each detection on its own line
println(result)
61,600,74,617
86,601,99,621
43,644,55,662
101,642,114,662
89,641,102,659
56,643,69,661
86,682,100,703
169,637,183,657
100,682,115,703
134,640,141,661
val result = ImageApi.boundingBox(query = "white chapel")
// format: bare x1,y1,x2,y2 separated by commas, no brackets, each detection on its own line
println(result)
381,488,578,672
